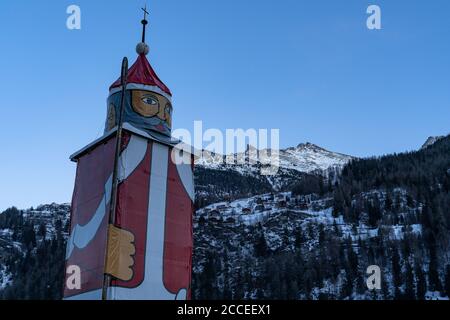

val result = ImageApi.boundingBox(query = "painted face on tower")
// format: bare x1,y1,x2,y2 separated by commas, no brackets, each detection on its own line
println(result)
106,89,172,136
131,90,172,127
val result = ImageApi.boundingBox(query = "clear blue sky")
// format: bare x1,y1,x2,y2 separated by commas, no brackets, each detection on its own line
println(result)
0,0,449,210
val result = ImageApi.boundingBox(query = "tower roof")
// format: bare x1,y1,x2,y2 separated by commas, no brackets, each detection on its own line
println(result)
109,53,172,97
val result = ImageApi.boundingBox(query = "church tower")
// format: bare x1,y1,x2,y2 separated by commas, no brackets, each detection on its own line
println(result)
63,8,194,300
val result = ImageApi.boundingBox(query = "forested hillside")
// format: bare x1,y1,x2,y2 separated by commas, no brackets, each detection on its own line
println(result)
191,136,450,300
0,204,68,299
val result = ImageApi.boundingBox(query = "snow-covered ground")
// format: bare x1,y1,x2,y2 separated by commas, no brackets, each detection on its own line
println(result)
196,189,424,247
425,291,449,300
0,266,12,289
197,192,298,225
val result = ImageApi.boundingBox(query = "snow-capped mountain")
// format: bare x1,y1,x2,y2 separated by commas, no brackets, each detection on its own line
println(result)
194,142,354,207
277,143,354,173
196,142,354,175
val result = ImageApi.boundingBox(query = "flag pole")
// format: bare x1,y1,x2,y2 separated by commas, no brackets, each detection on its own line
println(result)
102,57,128,300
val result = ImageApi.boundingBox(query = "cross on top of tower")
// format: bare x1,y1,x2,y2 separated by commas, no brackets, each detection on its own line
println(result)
142,5,149,24
141,5,149,43
137,5,150,55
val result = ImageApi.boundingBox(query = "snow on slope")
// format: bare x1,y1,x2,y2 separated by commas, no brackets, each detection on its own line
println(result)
196,188,423,244
0,266,12,289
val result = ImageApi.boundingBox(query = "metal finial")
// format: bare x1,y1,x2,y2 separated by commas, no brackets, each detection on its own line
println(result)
137,5,150,55
141,5,149,43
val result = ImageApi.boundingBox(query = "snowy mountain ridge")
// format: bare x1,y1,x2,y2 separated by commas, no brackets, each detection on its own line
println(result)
196,142,354,175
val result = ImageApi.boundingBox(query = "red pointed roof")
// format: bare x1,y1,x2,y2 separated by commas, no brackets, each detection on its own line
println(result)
109,54,172,96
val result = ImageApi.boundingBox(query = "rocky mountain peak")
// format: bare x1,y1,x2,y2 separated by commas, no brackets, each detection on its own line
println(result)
421,136,445,149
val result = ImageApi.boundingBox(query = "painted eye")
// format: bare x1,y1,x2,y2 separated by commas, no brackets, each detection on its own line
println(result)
142,96,158,105
165,104,172,114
